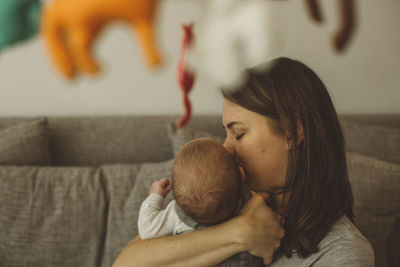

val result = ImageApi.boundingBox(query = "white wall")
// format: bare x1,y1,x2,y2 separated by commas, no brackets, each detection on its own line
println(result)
0,0,399,117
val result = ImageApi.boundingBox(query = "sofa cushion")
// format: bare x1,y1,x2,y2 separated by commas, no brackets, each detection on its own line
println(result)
0,164,141,267
47,117,175,166
342,121,400,164
99,164,142,266
0,118,51,165
347,152,400,267
167,123,224,156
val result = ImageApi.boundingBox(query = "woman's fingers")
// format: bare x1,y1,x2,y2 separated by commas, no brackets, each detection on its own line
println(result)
236,193,285,263
263,255,273,265
257,192,272,205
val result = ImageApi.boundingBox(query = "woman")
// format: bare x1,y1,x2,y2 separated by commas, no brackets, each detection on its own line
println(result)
113,57,374,266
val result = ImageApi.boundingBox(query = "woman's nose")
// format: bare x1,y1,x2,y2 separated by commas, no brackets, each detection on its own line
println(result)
223,139,235,155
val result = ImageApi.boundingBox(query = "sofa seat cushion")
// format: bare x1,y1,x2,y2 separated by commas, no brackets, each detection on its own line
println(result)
0,164,141,267
0,118,51,165
347,152,400,267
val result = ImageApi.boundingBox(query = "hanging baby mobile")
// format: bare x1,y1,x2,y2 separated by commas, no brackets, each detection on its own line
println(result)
0,0,357,128
173,0,356,126
0,0,357,75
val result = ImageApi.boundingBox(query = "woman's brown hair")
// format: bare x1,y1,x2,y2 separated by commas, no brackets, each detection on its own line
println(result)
221,57,354,258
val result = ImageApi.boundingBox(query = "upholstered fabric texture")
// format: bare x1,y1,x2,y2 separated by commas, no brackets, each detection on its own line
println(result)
47,117,175,166
0,164,141,267
347,152,400,267
342,121,400,164
46,116,224,166
0,118,51,165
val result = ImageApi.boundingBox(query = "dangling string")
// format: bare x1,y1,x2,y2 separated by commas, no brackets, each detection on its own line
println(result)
176,23,195,128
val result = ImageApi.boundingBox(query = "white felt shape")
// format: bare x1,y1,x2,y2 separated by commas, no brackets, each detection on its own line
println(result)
187,0,278,89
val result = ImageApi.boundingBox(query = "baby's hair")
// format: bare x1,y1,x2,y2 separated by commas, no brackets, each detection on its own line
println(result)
172,138,242,225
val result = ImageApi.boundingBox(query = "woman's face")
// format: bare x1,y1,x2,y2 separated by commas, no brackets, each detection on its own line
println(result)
222,99,289,194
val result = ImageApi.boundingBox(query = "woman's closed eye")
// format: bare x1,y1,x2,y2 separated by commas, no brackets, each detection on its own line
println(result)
236,133,245,140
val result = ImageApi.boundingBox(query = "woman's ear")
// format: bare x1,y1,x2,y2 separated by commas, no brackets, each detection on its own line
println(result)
285,116,304,150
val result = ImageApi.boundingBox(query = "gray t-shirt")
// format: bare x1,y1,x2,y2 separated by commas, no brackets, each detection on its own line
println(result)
218,216,374,267
272,216,374,266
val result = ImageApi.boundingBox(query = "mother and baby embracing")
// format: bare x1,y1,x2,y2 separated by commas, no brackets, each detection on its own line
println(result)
113,57,375,266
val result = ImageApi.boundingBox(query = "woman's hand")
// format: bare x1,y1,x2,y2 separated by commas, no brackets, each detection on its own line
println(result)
235,192,285,265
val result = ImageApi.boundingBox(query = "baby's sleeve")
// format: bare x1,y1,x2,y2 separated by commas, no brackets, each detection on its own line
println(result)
137,194,179,239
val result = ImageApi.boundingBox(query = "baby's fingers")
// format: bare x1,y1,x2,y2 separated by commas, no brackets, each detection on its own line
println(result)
165,181,172,191
158,177,170,187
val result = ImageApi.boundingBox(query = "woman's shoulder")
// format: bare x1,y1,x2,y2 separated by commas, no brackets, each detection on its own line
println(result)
313,215,375,266
320,215,370,247
272,216,375,267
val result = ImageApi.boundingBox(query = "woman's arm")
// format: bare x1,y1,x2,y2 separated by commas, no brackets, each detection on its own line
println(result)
113,218,244,267
112,193,285,267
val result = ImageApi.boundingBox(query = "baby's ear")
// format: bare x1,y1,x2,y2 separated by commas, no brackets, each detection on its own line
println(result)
238,166,246,182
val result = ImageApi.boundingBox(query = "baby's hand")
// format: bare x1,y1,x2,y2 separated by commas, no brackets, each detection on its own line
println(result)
150,177,172,198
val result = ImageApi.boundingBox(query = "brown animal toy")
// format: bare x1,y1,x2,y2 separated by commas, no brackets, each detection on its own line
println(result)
304,0,356,52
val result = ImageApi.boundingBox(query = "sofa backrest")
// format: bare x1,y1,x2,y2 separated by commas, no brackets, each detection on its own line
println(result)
0,116,225,166
0,114,399,166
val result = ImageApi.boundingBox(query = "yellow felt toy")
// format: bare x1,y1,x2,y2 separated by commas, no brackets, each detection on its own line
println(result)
41,0,162,79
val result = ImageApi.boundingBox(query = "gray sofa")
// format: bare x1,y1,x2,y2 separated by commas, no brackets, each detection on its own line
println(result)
0,115,399,267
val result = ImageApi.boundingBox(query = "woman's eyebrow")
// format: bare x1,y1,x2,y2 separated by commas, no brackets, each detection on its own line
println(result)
222,121,244,129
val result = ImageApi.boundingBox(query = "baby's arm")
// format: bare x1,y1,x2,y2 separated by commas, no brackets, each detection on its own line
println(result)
149,177,172,198
138,178,177,239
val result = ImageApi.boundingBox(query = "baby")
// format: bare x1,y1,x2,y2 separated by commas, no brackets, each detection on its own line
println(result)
138,138,249,239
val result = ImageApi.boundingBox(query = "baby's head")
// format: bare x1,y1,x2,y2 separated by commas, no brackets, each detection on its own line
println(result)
172,138,243,225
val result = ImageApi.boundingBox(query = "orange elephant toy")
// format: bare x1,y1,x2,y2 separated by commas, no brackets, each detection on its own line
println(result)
41,0,162,79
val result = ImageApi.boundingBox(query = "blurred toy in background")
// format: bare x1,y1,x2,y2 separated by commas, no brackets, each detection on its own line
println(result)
41,0,163,79
186,0,357,90
0,0,41,51
186,0,278,89
304,0,356,52
176,23,196,128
